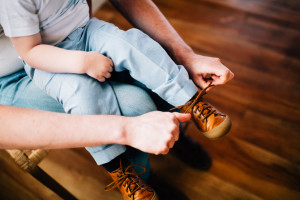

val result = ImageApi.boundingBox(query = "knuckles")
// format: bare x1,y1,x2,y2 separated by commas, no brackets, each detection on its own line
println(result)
213,57,221,62
161,146,170,155
98,77,105,82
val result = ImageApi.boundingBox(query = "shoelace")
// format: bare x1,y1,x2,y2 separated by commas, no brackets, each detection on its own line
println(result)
170,82,223,121
105,163,153,199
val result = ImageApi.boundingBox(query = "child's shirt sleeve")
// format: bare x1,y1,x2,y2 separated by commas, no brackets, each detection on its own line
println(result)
0,0,39,37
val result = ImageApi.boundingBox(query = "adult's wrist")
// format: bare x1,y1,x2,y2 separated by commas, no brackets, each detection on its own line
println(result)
169,42,195,66
115,116,133,146
81,115,131,148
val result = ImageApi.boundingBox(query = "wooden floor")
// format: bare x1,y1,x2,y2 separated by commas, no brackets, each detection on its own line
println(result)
1,0,300,199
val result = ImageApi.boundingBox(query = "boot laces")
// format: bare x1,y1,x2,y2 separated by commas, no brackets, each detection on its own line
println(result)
171,82,223,121
105,162,153,199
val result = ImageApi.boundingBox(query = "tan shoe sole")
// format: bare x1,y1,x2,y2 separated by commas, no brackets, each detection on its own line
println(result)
201,115,231,139
151,191,159,200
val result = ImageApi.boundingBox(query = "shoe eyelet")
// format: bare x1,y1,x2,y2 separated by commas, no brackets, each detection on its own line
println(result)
202,120,205,123
117,174,120,178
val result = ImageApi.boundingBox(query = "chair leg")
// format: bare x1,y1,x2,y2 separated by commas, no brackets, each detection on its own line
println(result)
31,166,77,200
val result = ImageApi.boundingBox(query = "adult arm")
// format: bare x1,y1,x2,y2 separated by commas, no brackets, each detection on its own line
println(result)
110,0,234,89
0,105,190,154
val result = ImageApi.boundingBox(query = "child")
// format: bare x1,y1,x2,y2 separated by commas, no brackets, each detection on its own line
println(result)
0,0,232,199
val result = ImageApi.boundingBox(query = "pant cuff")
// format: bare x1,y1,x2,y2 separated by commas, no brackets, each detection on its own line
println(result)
86,144,127,165
154,65,198,106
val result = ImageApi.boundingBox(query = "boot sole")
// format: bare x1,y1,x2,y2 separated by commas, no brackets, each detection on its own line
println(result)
201,115,232,139
151,191,159,200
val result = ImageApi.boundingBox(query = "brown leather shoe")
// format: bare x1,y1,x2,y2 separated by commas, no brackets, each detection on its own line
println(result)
105,161,158,200
171,83,231,139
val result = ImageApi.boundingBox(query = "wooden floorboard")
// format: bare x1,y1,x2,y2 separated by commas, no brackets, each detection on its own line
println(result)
203,0,300,29
1,0,299,199
0,150,61,200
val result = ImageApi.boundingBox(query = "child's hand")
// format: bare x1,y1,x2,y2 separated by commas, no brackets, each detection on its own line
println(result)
84,51,114,82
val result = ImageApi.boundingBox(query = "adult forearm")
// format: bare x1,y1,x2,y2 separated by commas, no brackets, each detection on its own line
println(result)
0,105,126,149
0,105,190,155
110,0,194,64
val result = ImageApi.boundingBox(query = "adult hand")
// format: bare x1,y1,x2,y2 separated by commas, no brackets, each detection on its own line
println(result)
84,51,113,82
182,53,234,90
124,111,191,155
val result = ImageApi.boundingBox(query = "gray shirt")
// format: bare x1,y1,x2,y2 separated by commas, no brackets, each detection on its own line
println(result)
0,0,90,77
0,34,23,78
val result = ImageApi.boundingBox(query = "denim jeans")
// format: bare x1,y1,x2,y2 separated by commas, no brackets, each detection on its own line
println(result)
0,69,156,180
23,18,198,167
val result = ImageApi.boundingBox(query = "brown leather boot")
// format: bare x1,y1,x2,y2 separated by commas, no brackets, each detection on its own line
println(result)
171,83,231,139
105,161,158,200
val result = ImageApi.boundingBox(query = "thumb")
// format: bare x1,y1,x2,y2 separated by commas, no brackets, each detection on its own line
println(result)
211,74,223,85
194,75,212,89
173,112,191,122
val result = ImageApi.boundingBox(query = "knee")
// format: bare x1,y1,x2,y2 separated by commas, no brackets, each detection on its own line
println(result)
124,28,158,48
53,74,116,114
110,82,157,117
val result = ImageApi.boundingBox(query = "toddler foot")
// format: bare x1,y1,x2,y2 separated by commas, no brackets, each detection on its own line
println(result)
171,83,231,139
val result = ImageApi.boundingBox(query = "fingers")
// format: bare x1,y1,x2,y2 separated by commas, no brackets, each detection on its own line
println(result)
167,112,191,150
212,70,234,86
96,72,112,82
132,111,186,155
103,72,111,79
161,138,175,155
160,148,170,155
160,113,182,154
97,76,105,82
190,55,234,88
168,137,176,148
173,112,191,122
100,60,113,80
171,120,180,142
193,74,212,89
211,59,234,85
88,55,114,82
220,68,234,84
95,67,113,82
108,60,114,72
170,112,190,143
108,66,113,72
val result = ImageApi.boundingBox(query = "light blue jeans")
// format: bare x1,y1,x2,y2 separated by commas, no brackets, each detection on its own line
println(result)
23,18,198,166
0,70,156,180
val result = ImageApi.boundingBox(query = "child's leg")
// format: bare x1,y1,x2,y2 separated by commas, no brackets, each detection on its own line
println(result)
25,65,127,164
24,65,155,180
25,65,159,199
83,18,231,140
83,18,198,107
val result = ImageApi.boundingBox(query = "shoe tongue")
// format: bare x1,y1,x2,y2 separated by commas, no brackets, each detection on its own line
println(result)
128,176,139,189
109,170,121,180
